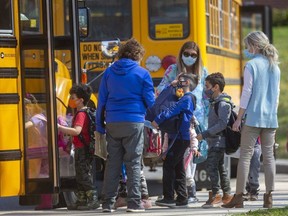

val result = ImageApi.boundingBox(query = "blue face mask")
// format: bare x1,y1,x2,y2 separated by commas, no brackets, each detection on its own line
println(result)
204,88,214,98
243,49,255,59
182,55,197,66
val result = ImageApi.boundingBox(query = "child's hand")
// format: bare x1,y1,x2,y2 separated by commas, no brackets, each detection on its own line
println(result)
192,148,199,156
196,134,203,141
171,80,178,87
151,121,159,129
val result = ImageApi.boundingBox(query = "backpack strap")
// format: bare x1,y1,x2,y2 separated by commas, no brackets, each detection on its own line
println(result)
74,109,90,146
214,98,232,116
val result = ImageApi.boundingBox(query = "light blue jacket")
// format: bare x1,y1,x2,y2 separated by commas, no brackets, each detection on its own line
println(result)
244,55,280,128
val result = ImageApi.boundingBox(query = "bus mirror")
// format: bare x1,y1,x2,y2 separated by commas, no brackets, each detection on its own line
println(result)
78,7,89,38
101,39,121,58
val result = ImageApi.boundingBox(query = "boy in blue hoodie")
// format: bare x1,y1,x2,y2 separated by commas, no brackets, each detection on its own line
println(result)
152,73,198,208
96,38,155,213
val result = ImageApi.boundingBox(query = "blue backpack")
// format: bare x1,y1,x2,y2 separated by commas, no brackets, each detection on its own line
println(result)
145,85,196,134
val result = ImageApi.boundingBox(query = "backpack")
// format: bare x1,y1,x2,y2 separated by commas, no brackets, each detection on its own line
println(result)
76,108,96,157
215,100,241,155
145,85,196,134
193,120,208,164
143,127,162,158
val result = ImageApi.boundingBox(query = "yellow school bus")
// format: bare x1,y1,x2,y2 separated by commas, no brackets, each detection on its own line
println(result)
78,0,272,188
0,0,100,206
0,0,272,205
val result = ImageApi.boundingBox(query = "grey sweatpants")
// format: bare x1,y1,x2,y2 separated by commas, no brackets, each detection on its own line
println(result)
102,122,144,210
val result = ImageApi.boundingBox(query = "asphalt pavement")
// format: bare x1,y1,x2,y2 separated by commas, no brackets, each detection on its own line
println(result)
1,159,288,216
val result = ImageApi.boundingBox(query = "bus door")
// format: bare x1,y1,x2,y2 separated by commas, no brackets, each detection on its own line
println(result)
19,0,80,197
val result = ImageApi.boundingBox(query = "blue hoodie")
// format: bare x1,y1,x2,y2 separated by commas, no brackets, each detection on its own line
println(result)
96,58,155,134
154,92,195,140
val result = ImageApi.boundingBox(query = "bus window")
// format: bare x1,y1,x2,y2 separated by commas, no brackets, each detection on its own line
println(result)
20,0,42,34
83,0,132,41
79,7,89,38
148,0,189,40
53,0,71,36
0,0,13,35
206,0,240,51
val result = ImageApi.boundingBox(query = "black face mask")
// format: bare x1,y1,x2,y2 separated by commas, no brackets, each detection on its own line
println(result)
177,80,187,88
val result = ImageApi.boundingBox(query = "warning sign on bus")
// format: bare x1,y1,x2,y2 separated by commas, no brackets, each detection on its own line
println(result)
155,24,183,39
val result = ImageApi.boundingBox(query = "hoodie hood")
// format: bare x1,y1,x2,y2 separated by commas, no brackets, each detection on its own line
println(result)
213,93,232,105
110,58,139,75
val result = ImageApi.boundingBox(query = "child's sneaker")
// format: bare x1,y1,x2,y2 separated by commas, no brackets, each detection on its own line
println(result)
155,198,176,207
188,196,199,204
176,199,188,207
222,193,233,205
141,198,152,209
126,207,145,212
114,196,127,208
202,192,222,208
250,193,258,201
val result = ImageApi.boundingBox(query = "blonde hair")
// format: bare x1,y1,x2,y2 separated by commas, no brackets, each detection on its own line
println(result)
244,31,279,65
176,41,203,81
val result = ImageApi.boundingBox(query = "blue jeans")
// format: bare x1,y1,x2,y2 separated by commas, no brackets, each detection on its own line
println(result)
246,142,261,195
102,122,144,209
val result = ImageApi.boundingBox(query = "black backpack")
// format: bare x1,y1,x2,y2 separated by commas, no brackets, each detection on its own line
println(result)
76,107,96,157
145,85,196,134
214,100,241,155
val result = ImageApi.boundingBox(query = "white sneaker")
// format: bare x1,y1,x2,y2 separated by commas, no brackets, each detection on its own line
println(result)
126,208,145,212
102,208,115,213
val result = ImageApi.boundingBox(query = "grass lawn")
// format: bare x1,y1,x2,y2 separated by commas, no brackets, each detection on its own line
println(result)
236,206,288,215
273,26,288,159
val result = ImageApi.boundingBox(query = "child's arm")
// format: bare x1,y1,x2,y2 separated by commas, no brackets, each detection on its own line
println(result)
58,124,82,136
25,121,33,129
200,101,231,139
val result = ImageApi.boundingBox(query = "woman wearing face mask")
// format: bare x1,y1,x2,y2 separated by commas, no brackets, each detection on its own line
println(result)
156,41,209,204
222,31,280,209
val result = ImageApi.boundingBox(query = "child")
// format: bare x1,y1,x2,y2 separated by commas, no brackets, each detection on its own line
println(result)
162,116,200,204
24,94,53,210
58,83,100,210
152,73,198,208
196,72,233,208
243,139,261,201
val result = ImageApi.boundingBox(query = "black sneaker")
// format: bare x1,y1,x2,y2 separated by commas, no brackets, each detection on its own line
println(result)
176,199,188,207
155,198,176,207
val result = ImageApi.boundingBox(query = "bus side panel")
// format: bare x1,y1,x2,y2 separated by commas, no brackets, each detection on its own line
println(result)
0,95,21,197
0,161,21,196
0,47,22,197
206,53,242,106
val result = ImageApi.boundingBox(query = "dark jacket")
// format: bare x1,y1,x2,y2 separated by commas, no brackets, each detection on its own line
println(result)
202,93,232,149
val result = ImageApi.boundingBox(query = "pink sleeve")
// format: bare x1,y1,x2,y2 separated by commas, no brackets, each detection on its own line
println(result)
190,127,198,150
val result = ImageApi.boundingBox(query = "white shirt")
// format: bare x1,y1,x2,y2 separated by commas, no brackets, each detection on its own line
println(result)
239,67,253,109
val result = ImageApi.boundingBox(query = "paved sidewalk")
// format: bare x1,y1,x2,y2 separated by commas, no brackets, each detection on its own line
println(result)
1,172,287,215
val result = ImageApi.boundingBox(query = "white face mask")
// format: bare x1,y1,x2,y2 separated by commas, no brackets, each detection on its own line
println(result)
182,54,197,66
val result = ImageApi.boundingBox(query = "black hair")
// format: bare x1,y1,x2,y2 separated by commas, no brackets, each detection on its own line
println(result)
205,72,225,92
69,83,92,105
179,73,199,92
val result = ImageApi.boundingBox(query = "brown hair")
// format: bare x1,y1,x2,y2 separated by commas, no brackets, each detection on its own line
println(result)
117,38,145,61
176,41,203,80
